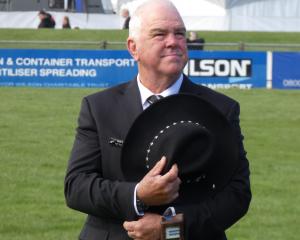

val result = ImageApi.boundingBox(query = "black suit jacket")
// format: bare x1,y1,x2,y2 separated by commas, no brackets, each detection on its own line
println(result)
64,76,251,240
38,14,56,28
187,38,205,50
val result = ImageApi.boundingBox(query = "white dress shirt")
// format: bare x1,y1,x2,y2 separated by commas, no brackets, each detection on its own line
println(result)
137,74,184,110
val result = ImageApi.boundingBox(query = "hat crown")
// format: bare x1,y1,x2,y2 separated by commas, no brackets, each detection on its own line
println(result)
146,120,213,178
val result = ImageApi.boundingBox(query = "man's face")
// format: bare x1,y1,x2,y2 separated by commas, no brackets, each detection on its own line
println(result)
121,9,129,18
39,13,45,20
128,6,188,79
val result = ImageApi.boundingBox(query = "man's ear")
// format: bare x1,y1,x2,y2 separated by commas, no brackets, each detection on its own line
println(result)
127,38,139,61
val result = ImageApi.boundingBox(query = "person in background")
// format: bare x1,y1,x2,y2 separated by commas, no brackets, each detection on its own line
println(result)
121,8,131,29
38,10,56,29
62,16,71,29
186,31,205,50
64,1,251,239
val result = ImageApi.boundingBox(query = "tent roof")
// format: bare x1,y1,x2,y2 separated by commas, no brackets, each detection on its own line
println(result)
122,0,300,16
123,0,227,16
204,0,263,9
120,0,264,12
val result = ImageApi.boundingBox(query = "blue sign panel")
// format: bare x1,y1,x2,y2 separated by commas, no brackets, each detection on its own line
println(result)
184,51,267,89
0,49,266,88
0,49,137,88
273,52,300,89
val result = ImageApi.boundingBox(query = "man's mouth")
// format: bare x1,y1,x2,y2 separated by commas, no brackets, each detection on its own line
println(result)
162,53,182,58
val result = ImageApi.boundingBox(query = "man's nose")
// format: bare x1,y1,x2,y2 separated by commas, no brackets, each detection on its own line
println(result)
165,33,178,47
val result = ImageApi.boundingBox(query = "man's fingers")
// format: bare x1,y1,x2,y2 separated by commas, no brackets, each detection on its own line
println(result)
124,221,139,239
148,156,167,176
161,163,179,182
123,221,135,232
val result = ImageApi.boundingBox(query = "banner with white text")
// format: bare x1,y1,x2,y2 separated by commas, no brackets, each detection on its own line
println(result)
0,49,137,88
273,52,300,89
0,49,267,88
185,51,267,89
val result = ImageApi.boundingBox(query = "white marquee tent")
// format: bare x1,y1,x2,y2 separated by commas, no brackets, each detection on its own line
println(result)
121,0,300,31
0,0,300,31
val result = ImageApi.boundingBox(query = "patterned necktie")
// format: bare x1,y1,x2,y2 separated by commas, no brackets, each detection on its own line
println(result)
146,95,163,105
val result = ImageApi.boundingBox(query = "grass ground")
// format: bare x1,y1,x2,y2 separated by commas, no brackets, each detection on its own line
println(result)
1,29,300,50
0,87,299,239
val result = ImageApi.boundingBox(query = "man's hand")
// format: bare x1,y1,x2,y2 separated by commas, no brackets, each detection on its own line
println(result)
123,213,162,240
137,156,181,206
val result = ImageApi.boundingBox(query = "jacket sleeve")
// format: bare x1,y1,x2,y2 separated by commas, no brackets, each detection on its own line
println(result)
64,97,138,221
176,102,252,239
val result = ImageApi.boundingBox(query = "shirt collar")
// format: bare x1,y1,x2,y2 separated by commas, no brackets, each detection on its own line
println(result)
137,74,183,110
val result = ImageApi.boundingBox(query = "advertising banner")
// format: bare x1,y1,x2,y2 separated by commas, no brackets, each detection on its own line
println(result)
0,49,137,88
0,49,266,88
184,51,267,89
273,52,300,89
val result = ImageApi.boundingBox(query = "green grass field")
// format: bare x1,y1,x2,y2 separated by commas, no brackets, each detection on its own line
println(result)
1,29,300,51
0,87,299,239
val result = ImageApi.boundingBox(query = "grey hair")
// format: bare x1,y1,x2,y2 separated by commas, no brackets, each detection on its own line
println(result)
128,12,142,40
128,0,178,40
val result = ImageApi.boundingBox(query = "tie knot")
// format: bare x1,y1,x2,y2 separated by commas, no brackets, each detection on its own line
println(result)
147,95,163,105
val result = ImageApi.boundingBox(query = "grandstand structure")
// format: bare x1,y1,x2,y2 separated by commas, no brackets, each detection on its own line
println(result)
0,0,300,31
0,0,113,13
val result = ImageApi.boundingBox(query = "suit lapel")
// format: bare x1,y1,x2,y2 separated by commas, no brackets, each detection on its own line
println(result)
179,75,201,95
117,78,143,137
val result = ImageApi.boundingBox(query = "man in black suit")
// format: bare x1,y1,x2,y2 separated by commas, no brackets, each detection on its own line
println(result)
186,31,205,50
38,10,56,29
64,0,251,239
121,8,131,29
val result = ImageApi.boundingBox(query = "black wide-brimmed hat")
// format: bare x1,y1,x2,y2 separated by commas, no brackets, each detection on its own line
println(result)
121,93,239,195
